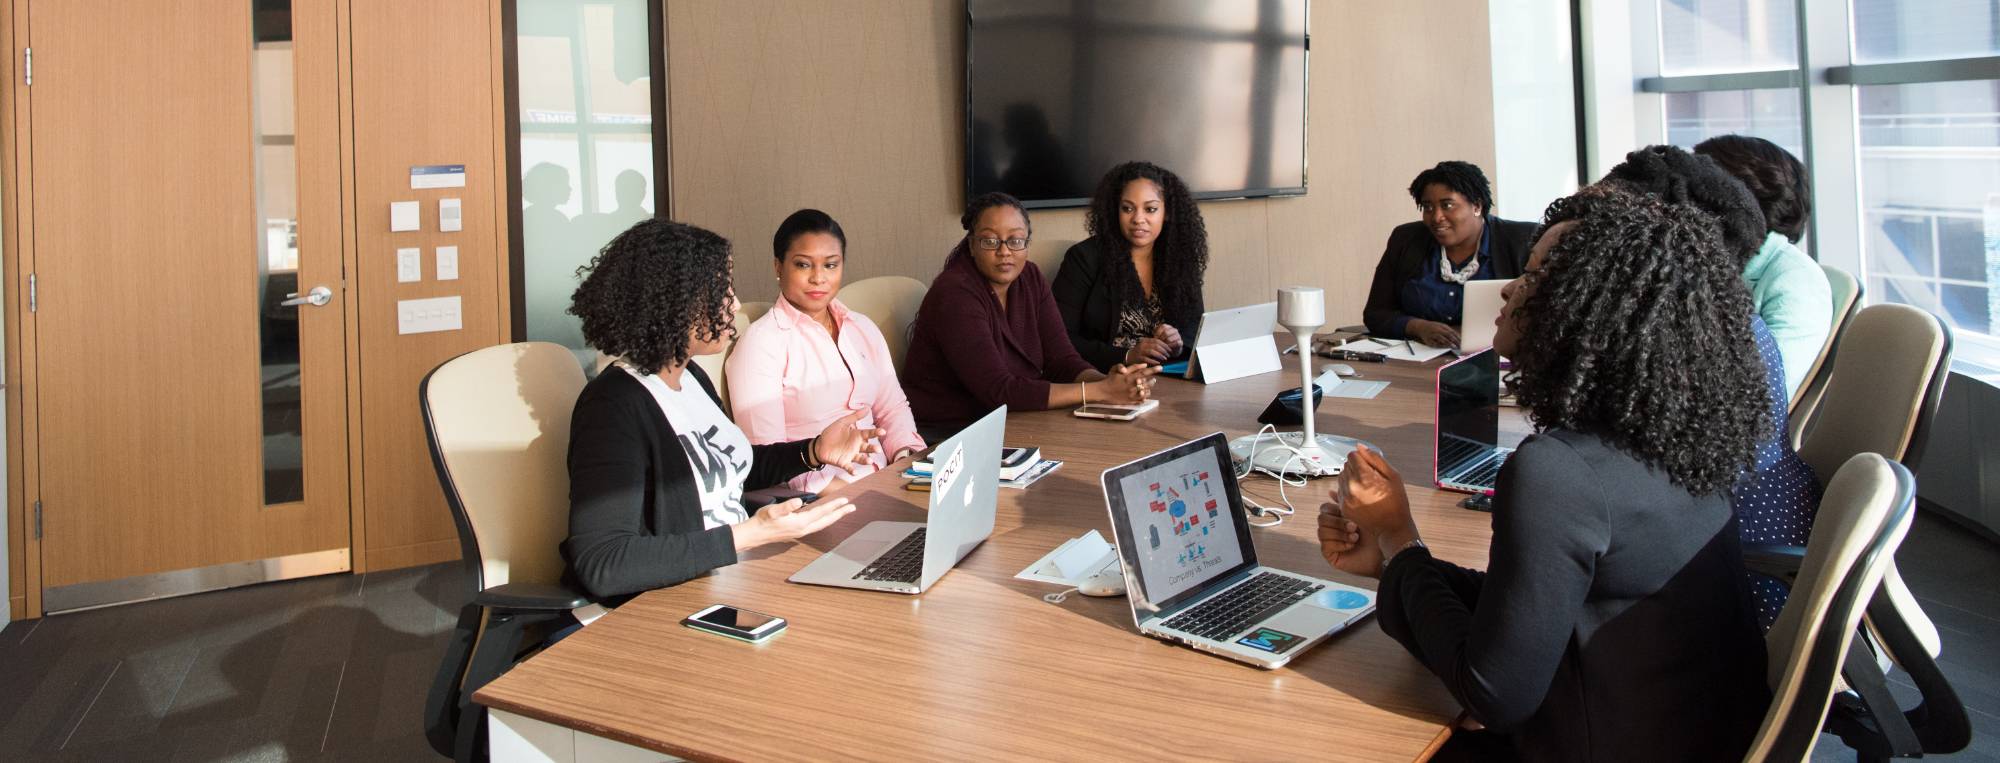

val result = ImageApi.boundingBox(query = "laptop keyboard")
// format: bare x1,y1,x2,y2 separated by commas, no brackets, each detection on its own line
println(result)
1161,572,1323,642
1450,450,1510,490
1439,436,1487,472
854,527,926,584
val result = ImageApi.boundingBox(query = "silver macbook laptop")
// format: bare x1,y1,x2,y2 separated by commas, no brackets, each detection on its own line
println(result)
1101,433,1377,669
788,406,1004,594
1434,348,1511,495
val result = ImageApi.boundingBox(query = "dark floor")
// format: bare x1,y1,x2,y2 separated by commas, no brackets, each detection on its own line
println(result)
0,563,469,762
0,512,1992,762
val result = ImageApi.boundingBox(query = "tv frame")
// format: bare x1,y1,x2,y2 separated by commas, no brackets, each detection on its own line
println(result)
962,0,1312,209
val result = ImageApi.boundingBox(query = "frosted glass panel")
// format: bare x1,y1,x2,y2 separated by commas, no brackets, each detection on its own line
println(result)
516,0,657,368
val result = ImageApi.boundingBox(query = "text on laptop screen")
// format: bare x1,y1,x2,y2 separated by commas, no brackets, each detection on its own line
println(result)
1437,349,1500,474
1113,445,1249,604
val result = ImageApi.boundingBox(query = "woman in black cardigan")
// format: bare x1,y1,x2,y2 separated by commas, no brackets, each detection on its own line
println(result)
1052,161,1207,371
563,219,880,605
1321,185,1773,761
1361,161,1538,347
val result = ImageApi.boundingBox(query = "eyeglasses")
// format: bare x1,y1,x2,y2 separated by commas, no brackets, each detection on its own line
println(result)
972,236,1030,252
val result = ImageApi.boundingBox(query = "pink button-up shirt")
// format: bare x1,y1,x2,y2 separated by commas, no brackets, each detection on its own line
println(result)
725,296,926,493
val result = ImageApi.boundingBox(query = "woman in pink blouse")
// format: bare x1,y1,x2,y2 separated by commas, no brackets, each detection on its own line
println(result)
726,209,926,493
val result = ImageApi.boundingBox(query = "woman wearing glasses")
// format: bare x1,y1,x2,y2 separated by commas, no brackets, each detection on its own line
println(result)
902,192,1159,440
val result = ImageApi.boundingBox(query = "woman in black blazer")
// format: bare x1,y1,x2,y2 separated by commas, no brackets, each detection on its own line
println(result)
1362,161,1538,347
1321,185,1773,761
562,219,882,605
1052,161,1207,371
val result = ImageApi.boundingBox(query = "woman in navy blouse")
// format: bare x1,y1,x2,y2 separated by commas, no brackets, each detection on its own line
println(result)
1361,161,1539,347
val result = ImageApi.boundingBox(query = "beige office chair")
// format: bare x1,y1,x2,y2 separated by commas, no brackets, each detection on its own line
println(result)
1791,303,1952,659
836,277,927,372
421,342,596,762
1788,264,1863,446
1744,454,1914,763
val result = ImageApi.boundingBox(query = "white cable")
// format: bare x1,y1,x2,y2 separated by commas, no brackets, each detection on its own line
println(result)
1043,587,1079,604
1235,424,1319,528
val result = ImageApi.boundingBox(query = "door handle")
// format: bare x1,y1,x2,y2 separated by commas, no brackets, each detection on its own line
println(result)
281,286,334,307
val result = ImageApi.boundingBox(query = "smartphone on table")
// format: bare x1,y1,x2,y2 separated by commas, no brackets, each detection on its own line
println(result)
683,604,788,643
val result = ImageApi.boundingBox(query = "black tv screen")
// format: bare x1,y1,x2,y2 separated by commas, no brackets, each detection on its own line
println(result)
966,0,1309,208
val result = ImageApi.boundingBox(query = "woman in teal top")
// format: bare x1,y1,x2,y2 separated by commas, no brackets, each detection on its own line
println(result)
1695,135,1832,398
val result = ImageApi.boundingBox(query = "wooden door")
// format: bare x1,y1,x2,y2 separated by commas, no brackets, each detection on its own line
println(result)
25,0,350,612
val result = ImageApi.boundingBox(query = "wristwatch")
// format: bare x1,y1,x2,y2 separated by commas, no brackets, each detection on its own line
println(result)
1382,537,1428,575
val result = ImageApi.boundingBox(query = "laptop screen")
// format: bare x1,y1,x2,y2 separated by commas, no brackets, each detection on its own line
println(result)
1102,434,1258,614
1435,348,1501,476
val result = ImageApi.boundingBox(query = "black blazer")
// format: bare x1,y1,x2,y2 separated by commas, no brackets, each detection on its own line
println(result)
1362,218,1538,338
1050,236,1202,371
1376,430,1769,762
561,364,812,606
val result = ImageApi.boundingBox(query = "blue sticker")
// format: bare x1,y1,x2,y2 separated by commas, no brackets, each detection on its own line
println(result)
1311,589,1373,610
1236,627,1303,654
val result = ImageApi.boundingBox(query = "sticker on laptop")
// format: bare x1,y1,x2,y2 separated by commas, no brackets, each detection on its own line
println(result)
1311,589,1373,611
932,443,966,503
1236,627,1304,654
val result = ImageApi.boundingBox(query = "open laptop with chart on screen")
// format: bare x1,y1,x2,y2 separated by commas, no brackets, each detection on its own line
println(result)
1100,433,1376,669
1434,348,1511,495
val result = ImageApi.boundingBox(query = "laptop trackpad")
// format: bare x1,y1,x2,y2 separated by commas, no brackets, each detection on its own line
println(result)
831,539,891,564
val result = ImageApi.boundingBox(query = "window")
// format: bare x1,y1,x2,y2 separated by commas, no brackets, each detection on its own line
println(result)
509,0,666,369
1621,0,2000,377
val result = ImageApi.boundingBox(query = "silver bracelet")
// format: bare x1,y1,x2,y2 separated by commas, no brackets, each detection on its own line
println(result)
1382,537,1428,575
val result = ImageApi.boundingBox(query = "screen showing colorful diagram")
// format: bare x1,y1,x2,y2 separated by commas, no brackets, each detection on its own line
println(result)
1115,447,1247,604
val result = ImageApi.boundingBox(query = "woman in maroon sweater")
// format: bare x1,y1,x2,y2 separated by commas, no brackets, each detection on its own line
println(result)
902,192,1158,438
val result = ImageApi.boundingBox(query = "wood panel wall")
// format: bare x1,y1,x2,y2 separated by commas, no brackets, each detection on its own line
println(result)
666,0,1500,323
347,0,510,572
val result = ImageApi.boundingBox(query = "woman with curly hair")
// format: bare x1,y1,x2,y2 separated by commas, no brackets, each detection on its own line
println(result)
1696,134,1832,398
1362,160,1540,348
562,219,880,605
726,209,926,494
1317,185,1772,762
902,192,1158,439
1052,161,1207,370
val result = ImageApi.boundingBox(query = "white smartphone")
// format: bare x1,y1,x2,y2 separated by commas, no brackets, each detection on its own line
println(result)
1073,399,1160,421
683,604,788,643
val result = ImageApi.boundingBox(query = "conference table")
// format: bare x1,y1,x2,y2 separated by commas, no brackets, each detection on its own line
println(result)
476,352,1517,762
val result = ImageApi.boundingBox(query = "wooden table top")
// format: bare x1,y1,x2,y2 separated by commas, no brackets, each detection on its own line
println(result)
476,355,1509,762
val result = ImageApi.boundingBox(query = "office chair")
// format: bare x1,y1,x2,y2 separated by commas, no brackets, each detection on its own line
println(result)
835,276,927,372
687,301,767,414
420,342,600,762
1744,454,1914,763
1767,303,1963,758
1788,264,1862,447
1792,302,1954,663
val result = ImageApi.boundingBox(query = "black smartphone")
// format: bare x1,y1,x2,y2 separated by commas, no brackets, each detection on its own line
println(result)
682,604,788,643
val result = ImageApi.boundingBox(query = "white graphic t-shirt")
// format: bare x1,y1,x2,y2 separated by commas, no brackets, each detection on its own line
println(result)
624,365,753,529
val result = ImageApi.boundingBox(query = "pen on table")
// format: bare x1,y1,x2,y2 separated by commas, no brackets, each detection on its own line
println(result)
1403,339,1415,354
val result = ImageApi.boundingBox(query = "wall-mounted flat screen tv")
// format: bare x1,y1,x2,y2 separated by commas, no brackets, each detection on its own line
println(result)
966,0,1309,208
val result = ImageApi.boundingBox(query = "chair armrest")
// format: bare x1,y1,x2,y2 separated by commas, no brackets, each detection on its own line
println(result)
1741,542,1806,581
1876,563,1942,659
475,582,592,612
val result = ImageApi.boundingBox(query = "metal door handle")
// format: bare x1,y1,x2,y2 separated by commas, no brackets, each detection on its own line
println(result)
282,286,334,307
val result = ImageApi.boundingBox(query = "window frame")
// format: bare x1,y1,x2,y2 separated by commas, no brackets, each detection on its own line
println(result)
1585,0,2000,375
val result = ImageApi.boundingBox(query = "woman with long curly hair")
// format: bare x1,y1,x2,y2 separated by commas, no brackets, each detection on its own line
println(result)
562,219,880,605
902,192,1157,439
1362,160,1540,348
1317,184,1772,762
1052,161,1208,370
